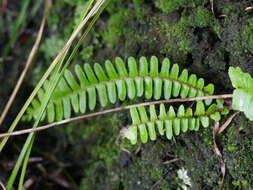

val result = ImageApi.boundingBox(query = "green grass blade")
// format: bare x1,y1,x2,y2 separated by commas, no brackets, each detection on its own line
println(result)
5,1,107,189
0,0,103,152
7,63,63,190
18,135,35,190
2,0,31,58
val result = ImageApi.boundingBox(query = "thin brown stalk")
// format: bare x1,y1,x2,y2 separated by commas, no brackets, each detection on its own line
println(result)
0,94,233,138
0,0,7,15
0,181,6,190
163,158,180,165
0,0,106,153
23,178,35,190
245,6,253,11
213,121,225,190
0,0,51,126
210,0,214,14
213,111,240,189
218,111,240,134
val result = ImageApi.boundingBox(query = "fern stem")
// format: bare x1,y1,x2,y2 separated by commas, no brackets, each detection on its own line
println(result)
125,107,229,130
0,94,232,138
50,75,212,103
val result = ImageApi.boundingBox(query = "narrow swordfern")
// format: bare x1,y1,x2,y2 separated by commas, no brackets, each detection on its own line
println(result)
24,56,215,123
121,101,227,144
19,58,253,145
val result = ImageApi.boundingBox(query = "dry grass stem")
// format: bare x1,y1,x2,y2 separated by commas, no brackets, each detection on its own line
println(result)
213,121,225,190
0,181,6,190
218,111,240,134
245,6,253,11
0,94,232,138
0,0,51,126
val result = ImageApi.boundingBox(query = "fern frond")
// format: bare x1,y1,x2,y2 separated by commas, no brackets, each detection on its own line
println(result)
229,67,253,120
24,56,216,122
122,101,225,144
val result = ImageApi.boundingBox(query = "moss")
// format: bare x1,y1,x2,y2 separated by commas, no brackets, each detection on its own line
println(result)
214,2,253,70
40,35,65,61
175,128,221,189
102,0,149,48
242,18,253,54
222,117,253,189
222,4,243,16
132,0,143,7
106,0,145,14
120,142,179,189
227,144,237,151
62,0,80,6
102,9,133,47
80,45,94,61
148,6,219,64
188,7,215,28
154,0,208,13
106,0,123,14
170,23,193,54
59,114,122,190
150,13,195,63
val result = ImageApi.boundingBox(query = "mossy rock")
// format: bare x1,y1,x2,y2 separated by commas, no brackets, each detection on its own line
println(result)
154,0,209,13
242,17,253,54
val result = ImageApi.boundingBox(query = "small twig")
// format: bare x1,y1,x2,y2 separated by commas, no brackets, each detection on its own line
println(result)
0,181,6,190
23,177,36,190
213,121,225,190
163,158,179,165
0,0,7,15
0,94,233,138
213,111,240,189
150,178,163,190
1,157,43,171
0,0,51,126
120,147,132,155
210,0,214,14
217,5,253,18
133,144,141,155
150,171,170,190
217,14,227,18
218,111,240,134
245,6,253,11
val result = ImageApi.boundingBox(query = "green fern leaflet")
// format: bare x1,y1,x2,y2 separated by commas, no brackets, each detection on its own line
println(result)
229,67,253,120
